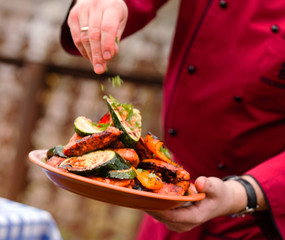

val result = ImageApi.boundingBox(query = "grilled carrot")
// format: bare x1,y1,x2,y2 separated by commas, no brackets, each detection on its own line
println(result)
134,137,153,160
139,159,190,182
63,126,122,157
144,133,179,166
113,148,140,167
152,182,188,196
145,132,160,153
132,167,163,190
89,176,131,187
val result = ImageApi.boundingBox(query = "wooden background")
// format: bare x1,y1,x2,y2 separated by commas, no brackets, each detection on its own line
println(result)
0,0,178,239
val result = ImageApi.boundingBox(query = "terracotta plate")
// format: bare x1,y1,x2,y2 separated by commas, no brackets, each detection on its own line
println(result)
29,149,206,211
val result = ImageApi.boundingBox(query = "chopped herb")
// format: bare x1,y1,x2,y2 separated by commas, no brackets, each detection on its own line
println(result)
115,36,119,45
110,75,124,87
92,122,110,131
101,83,105,92
137,168,143,173
160,146,171,159
148,173,157,179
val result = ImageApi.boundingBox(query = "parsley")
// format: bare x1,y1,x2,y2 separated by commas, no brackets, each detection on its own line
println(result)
108,75,124,88
148,173,157,179
92,122,110,131
160,146,171,159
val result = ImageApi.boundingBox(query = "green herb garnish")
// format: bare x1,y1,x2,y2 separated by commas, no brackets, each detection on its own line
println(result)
160,146,171,159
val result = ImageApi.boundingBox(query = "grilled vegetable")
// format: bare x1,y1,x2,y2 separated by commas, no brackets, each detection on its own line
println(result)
113,148,140,167
145,132,160,153
105,96,141,148
106,168,137,179
98,112,113,125
74,116,104,137
139,159,190,182
47,145,67,159
63,126,121,157
152,181,190,196
59,150,130,176
144,132,179,166
134,137,153,160
132,167,163,190
46,156,66,169
89,176,132,187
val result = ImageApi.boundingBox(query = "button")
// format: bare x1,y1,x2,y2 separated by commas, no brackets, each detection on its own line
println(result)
217,162,226,170
168,128,177,136
219,0,228,9
234,95,243,103
271,24,279,33
188,65,196,74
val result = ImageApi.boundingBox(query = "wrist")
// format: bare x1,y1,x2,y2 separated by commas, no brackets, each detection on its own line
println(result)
224,179,248,215
223,175,260,217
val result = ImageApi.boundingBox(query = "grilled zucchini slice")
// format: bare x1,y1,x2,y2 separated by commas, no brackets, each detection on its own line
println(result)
105,96,141,148
74,116,104,137
59,150,130,176
106,168,137,179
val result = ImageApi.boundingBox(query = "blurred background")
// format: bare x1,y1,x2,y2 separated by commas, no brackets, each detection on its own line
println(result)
0,0,178,239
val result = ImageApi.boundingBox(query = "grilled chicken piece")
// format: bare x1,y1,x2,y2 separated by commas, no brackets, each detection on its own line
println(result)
139,159,190,182
152,181,190,196
89,176,131,187
112,148,140,167
63,126,122,157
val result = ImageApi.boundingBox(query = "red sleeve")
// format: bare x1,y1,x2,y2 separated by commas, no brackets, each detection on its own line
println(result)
246,151,285,239
60,0,169,55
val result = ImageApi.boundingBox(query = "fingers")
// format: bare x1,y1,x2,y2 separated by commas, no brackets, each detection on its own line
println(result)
68,5,89,59
67,0,128,74
88,4,106,74
146,208,201,233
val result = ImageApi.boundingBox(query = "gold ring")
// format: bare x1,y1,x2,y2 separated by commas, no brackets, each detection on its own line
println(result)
80,26,89,32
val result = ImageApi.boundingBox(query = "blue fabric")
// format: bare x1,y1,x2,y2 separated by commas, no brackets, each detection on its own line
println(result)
0,198,62,240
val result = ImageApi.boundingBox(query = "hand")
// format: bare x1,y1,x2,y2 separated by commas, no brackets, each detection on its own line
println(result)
67,0,128,74
146,176,249,233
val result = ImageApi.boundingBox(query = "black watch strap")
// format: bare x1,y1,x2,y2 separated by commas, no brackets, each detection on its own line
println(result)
223,175,259,217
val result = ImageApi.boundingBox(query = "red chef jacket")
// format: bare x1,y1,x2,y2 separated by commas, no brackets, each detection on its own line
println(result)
61,0,285,239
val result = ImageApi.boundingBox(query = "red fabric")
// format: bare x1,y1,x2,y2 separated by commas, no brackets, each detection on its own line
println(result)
60,0,285,239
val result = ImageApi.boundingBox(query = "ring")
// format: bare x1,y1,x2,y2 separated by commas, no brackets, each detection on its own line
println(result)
80,26,89,32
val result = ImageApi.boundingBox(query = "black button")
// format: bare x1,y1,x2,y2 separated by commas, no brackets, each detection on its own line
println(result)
234,95,243,103
188,65,196,74
219,0,228,9
217,162,226,170
271,24,279,33
168,128,177,136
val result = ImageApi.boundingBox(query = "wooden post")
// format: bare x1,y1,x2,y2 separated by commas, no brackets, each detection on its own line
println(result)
6,62,46,201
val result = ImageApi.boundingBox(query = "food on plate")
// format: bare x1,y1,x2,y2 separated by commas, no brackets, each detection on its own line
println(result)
63,126,121,157
45,96,193,196
105,96,141,148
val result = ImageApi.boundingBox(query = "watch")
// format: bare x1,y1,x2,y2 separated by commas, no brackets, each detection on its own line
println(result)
222,175,259,217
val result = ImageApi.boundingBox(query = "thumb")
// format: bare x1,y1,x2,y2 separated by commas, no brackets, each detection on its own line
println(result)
195,176,222,196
